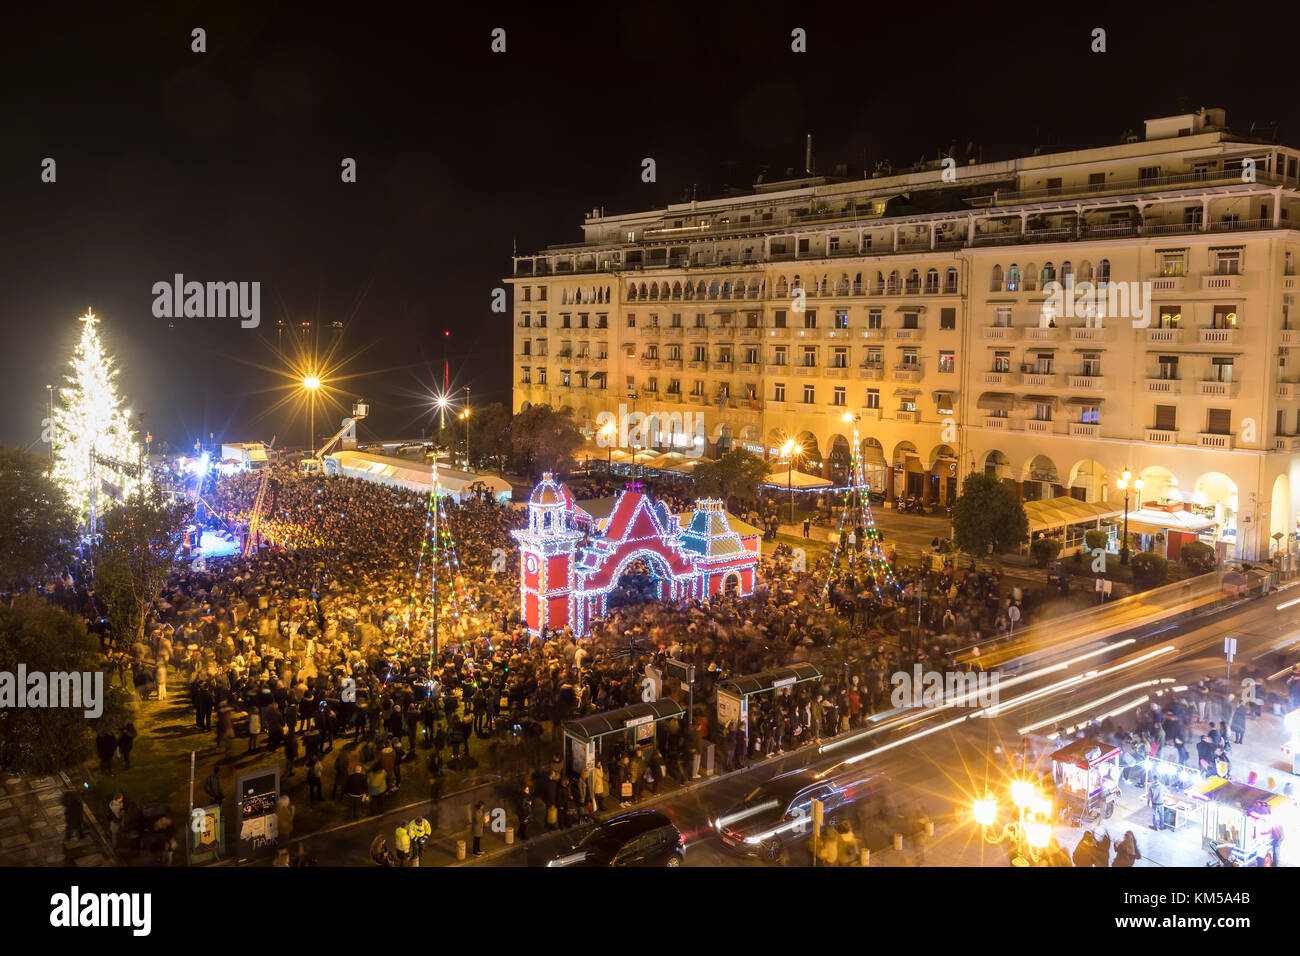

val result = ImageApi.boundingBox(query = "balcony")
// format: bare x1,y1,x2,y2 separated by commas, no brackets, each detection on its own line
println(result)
737,362,759,374
794,327,821,339
1069,327,1106,344
710,325,737,339
1150,276,1185,294
984,416,1010,430
1068,422,1100,439
1199,328,1239,346
687,360,708,370
766,328,791,339
892,327,924,341
1282,330,1299,346
795,365,816,376
1145,378,1180,394
639,358,659,369
825,329,851,340
1279,382,1296,399
713,360,734,371
1276,436,1300,451
825,367,848,378
1198,379,1240,397
895,409,921,423
1197,432,1234,450
687,327,708,339
662,359,682,369
687,394,708,405
1024,419,1054,434
638,326,660,337
983,370,1017,386
765,363,789,374
1067,375,1104,390
1023,372,1057,388
893,365,923,382
1201,274,1240,292
574,326,591,337
1144,428,1177,444
858,363,885,380
1145,328,1183,345
858,328,885,340
1023,327,1062,343
982,326,1018,341
860,407,882,421
739,327,761,339
662,326,683,338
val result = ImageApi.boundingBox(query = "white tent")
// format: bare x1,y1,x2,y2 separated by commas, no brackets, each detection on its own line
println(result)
324,451,513,503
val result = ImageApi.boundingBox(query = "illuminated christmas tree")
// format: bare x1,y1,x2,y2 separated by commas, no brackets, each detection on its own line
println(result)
824,415,899,603
52,311,145,530
407,465,481,668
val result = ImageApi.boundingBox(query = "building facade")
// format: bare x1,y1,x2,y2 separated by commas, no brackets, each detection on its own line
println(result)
507,109,1300,561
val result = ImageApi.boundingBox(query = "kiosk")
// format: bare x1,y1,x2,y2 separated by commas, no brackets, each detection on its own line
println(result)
1189,776,1287,866
1050,738,1121,825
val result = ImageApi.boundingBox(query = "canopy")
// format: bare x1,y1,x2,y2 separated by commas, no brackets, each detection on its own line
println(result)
324,451,512,502
663,457,714,474
764,467,832,489
1050,738,1120,769
645,451,692,470
718,663,822,698
1023,496,1122,534
977,392,1013,412
1126,508,1215,536
563,699,685,741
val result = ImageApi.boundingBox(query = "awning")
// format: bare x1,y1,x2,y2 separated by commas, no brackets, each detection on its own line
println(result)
977,392,1014,411
894,305,927,313
1126,508,1215,536
932,390,954,406
1023,496,1122,534
563,699,686,741
1066,397,1104,407
590,371,607,379
764,466,833,489
718,663,823,698
894,387,920,396
1019,394,1059,408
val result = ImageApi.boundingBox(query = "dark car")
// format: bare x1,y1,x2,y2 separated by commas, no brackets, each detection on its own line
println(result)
547,810,684,867
713,762,882,861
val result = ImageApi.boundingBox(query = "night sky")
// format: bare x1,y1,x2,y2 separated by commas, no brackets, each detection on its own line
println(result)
0,3,1290,452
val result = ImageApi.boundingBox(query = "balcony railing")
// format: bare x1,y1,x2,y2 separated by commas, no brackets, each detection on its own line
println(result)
859,328,885,340
1150,276,1185,294
1146,328,1183,344
1023,372,1057,388
1199,328,1239,346
1067,375,1104,390
1023,327,1062,342
1281,330,1299,346
1068,422,1100,439
858,363,885,380
982,326,1018,341
1144,428,1177,444
892,328,924,340
966,170,1283,207
983,370,1016,385
1279,382,1296,399
1202,274,1241,292
766,328,791,339
1197,432,1234,449
1069,327,1106,343
1198,379,1240,397
893,365,923,382
984,416,1010,430
1024,419,1054,434
825,367,848,378
1276,436,1300,451
1145,378,1180,394
895,409,921,423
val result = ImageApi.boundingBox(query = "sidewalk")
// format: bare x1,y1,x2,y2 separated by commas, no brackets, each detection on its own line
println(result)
0,774,113,867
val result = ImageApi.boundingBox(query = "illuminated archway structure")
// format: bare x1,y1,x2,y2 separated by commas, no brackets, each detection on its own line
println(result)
512,473,760,638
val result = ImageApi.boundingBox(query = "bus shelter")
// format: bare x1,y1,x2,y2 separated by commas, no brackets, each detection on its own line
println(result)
715,663,822,737
564,699,685,797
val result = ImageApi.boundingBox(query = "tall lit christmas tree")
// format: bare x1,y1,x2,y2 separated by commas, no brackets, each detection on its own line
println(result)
406,464,481,668
52,310,145,531
823,414,900,603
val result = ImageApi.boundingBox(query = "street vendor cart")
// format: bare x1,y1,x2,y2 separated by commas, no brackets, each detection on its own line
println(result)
1189,776,1287,867
1050,738,1121,826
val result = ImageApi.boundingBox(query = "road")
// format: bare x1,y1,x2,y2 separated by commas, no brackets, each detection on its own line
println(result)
304,581,1300,866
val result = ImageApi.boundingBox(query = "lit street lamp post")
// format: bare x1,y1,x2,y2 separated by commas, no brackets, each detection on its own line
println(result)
302,375,320,453
780,438,802,524
1117,469,1145,565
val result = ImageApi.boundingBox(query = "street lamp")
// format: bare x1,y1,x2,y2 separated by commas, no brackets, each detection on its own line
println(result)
780,438,802,524
627,390,640,479
1117,469,1145,565
974,780,1052,866
458,408,471,471
302,375,321,454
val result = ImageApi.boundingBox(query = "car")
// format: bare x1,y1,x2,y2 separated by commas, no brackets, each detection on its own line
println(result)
712,762,883,862
547,810,685,867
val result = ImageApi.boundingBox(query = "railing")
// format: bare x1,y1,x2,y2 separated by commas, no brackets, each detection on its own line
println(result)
1024,419,1054,434
982,326,1018,341
983,370,1015,385
1144,428,1177,444
1197,432,1234,449
1202,274,1241,291
1070,327,1106,343
1150,277,1185,293
895,409,921,423
1198,379,1239,397
1281,330,1299,346
1199,328,1239,345
1146,328,1182,344
966,170,1284,207
1023,373,1057,388
1279,382,1296,399
1145,378,1180,393
1068,422,1100,439
858,364,885,379
984,416,1009,430
1023,327,1061,342
892,328,923,340
1067,375,1103,390
1276,436,1300,451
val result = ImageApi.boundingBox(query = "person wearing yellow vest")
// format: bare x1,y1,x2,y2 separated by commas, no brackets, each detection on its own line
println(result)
393,822,412,866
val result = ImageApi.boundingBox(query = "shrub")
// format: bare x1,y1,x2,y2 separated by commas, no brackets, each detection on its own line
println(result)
1180,541,1216,574
1030,536,1063,568
1131,552,1168,589
1084,529,1109,552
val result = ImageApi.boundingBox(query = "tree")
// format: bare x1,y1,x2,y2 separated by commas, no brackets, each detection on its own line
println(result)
473,403,514,474
950,472,1028,561
1180,541,1216,574
1131,552,1169,589
509,404,582,479
0,596,130,774
92,488,191,647
51,311,145,529
0,446,76,587
694,448,770,505
1029,536,1063,568
1084,529,1110,552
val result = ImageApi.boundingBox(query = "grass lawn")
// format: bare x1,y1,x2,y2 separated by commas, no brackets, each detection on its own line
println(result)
85,678,555,864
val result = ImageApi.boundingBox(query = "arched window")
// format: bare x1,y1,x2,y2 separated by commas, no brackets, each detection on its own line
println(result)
1006,264,1020,292
1060,260,1073,281
1097,258,1111,284
887,270,901,293
628,284,638,301
874,271,885,294
906,269,920,293
944,268,959,294
649,283,660,300
1023,263,1037,292
990,264,1004,293
924,269,939,294
776,277,789,297
1041,262,1055,285
854,272,864,294
1077,260,1092,282
671,281,682,300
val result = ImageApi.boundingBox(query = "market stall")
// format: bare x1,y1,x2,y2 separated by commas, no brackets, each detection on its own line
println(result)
1050,738,1121,826
1189,776,1287,866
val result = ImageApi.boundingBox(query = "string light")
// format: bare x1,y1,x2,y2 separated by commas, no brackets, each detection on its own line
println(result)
822,417,901,605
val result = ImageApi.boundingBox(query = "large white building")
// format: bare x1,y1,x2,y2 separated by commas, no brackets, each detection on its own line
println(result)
507,109,1300,561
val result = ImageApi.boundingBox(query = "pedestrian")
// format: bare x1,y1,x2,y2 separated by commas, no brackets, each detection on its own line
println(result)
106,793,125,849
95,731,116,776
331,747,351,800
117,723,136,771
216,704,234,759
366,764,387,815
518,784,534,840
427,750,443,807
202,768,224,806
1229,702,1247,745
345,765,367,821
803,517,811,539
247,707,261,752
283,730,299,777
276,795,295,843
307,754,324,801
62,788,85,843
1113,831,1141,867
155,660,168,700
472,800,487,856
1149,777,1166,831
